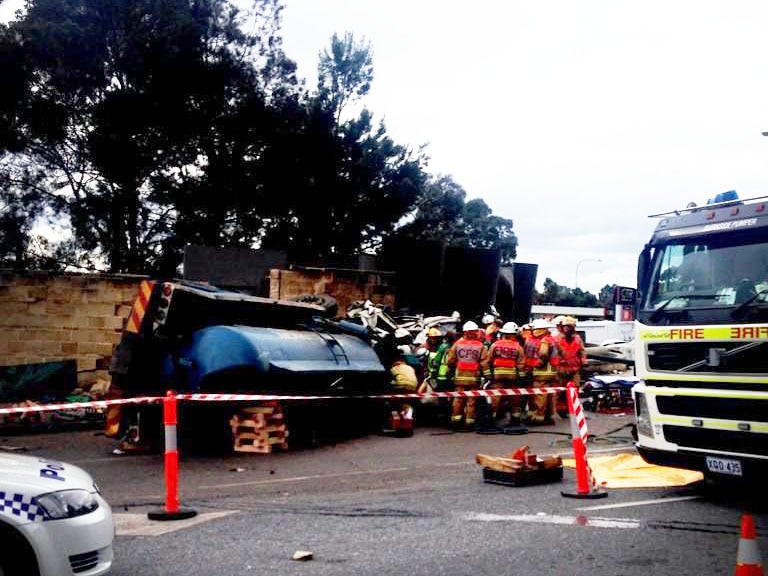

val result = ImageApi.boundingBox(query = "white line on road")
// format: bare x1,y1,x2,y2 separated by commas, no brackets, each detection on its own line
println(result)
576,495,701,511
200,467,413,489
466,512,641,529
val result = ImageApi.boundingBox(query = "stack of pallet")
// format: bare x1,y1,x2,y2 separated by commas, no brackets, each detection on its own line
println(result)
229,402,289,454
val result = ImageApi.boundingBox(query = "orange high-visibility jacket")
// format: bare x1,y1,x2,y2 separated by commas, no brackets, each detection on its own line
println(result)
556,334,585,373
447,337,486,385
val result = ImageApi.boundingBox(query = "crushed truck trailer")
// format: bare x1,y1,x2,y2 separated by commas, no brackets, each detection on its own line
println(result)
108,280,388,448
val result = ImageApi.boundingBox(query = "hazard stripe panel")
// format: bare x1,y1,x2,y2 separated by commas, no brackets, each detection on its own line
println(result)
126,280,156,333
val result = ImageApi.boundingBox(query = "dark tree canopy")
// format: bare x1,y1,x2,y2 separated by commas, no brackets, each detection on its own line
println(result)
535,277,601,307
0,3,519,273
396,175,518,262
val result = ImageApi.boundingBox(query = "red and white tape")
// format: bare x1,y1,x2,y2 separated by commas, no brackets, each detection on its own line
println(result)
177,387,566,403
0,396,161,416
0,387,566,415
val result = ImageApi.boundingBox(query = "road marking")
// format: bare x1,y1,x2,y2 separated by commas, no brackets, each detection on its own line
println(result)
576,495,701,511
200,467,413,489
466,512,641,529
114,510,238,536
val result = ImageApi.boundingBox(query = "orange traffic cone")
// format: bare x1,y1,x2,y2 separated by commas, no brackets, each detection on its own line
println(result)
735,513,764,576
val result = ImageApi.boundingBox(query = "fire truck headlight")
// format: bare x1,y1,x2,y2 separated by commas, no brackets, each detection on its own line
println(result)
635,392,654,438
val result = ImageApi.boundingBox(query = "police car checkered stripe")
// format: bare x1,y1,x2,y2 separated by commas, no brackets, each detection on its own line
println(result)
0,491,44,522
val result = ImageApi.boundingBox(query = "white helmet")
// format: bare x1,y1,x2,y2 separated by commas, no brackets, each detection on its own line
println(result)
481,314,496,325
531,318,554,331
553,315,566,326
462,320,479,332
499,322,519,334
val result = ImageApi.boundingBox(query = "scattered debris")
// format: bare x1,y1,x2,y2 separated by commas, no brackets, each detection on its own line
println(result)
292,550,313,561
477,445,563,487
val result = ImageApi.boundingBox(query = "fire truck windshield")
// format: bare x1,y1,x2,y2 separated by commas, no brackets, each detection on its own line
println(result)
643,238,768,312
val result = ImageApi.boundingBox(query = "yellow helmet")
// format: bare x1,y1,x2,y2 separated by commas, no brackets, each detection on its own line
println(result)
427,328,442,338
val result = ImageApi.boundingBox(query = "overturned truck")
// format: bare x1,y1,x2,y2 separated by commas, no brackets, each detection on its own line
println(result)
108,280,388,449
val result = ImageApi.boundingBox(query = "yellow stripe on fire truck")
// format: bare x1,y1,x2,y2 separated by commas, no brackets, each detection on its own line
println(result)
125,280,156,333
639,325,768,341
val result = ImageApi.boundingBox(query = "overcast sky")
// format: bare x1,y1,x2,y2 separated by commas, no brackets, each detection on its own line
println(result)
4,1,768,295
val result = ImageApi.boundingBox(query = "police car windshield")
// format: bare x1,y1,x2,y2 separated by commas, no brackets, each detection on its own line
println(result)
644,238,768,311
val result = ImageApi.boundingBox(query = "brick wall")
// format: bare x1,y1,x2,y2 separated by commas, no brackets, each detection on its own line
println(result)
0,271,146,385
268,268,396,316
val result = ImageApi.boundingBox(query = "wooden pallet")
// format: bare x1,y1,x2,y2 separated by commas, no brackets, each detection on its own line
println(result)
230,402,289,454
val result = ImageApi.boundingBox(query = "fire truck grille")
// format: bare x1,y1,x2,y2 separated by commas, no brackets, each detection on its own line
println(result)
656,395,768,423
662,426,768,457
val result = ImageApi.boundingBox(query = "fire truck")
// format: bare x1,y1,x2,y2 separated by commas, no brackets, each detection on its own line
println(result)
633,191,768,481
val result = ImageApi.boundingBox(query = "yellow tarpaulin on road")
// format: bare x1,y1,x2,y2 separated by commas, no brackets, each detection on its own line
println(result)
563,453,704,488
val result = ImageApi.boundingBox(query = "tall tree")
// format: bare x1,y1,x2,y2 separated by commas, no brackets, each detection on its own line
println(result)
2,0,290,272
258,32,426,263
317,32,373,125
395,175,518,262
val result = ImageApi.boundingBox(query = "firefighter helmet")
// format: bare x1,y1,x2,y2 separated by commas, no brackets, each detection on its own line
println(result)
427,328,442,338
562,316,578,326
531,318,554,330
462,320,479,332
481,314,496,326
499,322,519,334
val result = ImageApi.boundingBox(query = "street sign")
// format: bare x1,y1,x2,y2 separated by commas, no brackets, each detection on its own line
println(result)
613,286,636,306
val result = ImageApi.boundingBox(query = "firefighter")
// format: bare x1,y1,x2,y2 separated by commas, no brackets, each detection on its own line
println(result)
388,352,419,435
482,313,501,345
482,321,525,423
445,321,487,430
417,328,446,403
523,318,559,424
424,328,444,381
556,315,586,388
435,330,457,390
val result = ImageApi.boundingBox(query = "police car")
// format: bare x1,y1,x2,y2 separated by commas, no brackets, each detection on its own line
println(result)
0,453,113,576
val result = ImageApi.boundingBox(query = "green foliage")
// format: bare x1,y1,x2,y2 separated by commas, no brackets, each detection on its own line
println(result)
395,175,517,262
0,4,519,273
535,277,601,307
598,283,616,308
317,32,374,124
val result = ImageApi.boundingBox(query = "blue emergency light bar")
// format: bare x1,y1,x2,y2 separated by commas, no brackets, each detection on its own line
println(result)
706,190,739,204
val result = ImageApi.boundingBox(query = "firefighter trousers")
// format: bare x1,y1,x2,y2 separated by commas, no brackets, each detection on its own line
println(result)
451,383,479,426
529,377,557,424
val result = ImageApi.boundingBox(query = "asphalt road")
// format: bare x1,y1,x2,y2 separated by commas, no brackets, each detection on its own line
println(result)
3,412,765,576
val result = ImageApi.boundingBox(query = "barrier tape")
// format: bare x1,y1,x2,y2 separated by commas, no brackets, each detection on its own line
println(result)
176,387,566,403
0,387,566,416
0,396,160,416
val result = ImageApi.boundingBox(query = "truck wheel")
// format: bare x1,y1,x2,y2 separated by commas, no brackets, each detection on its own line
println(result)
290,294,338,317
